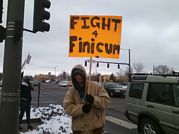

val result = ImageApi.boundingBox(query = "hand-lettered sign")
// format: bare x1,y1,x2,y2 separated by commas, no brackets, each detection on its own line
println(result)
69,15,122,58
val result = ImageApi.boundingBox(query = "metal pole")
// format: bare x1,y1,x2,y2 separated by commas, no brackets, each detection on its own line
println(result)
87,57,92,94
0,0,25,133
0,0,3,23
128,49,131,75
128,49,131,80
37,83,41,107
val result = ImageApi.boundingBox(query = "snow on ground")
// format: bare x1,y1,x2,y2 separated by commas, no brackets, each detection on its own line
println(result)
20,104,72,134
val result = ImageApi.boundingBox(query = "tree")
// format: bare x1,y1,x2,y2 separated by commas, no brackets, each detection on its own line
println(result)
96,73,101,82
133,63,145,73
58,71,70,81
110,73,116,82
153,65,174,74
125,66,133,75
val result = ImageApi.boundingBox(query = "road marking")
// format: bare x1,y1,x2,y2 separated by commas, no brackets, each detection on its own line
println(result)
106,116,137,129
103,130,108,133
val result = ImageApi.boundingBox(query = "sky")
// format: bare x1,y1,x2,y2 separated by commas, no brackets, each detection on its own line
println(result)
0,0,179,76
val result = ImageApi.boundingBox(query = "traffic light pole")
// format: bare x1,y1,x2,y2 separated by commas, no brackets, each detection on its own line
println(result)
0,0,25,133
84,48,131,80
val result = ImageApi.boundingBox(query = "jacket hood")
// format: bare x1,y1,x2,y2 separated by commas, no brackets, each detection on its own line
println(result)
71,64,87,78
71,64,87,89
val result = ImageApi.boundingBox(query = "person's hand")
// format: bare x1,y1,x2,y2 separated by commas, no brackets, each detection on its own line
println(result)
86,94,94,104
82,103,91,113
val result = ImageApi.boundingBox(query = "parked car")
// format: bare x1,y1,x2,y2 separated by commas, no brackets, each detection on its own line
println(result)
125,74,179,134
103,82,127,97
0,80,2,87
58,81,69,87
30,80,40,86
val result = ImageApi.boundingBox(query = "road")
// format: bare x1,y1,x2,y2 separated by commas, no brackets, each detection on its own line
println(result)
31,83,138,134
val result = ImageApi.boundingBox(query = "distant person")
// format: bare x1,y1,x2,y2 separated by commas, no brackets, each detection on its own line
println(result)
63,64,111,134
19,78,34,130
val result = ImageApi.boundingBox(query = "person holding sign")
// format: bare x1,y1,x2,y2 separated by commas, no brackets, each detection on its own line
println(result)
63,64,110,134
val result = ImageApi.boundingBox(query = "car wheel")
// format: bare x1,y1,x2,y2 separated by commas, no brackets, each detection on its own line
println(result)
140,118,161,134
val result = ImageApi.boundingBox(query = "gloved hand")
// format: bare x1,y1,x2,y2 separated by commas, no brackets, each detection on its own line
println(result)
82,103,91,113
86,94,94,104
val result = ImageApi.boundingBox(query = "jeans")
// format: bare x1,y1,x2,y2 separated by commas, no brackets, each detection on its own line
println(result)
19,100,31,125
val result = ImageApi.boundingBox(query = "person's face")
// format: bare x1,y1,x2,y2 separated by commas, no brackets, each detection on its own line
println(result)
74,73,84,83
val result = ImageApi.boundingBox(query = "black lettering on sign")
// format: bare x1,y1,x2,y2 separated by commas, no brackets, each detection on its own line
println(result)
91,38,95,54
113,45,120,54
91,16,100,28
69,36,77,52
105,43,113,54
96,42,103,53
83,41,90,53
70,36,120,55
71,16,121,32
79,37,82,52
102,17,110,30
112,19,121,32
92,31,98,37
70,16,79,29
81,17,90,29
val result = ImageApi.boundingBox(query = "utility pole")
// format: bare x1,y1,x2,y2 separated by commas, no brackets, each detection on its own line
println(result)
128,49,131,75
0,0,25,133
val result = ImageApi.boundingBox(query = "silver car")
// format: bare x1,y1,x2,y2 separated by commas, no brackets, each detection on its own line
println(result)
125,74,179,134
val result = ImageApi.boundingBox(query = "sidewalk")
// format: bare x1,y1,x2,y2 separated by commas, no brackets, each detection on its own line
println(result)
19,118,41,133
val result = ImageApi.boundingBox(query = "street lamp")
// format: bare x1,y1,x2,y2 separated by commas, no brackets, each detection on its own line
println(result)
120,48,131,76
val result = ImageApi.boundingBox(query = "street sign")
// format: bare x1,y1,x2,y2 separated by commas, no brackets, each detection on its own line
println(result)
69,15,122,59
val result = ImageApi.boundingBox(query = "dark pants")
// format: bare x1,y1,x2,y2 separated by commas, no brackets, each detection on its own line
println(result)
19,100,31,125
73,127,103,134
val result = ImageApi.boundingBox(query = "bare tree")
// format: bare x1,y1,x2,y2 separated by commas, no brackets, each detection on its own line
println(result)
153,65,174,74
125,66,133,75
110,73,116,82
58,71,70,81
133,63,145,73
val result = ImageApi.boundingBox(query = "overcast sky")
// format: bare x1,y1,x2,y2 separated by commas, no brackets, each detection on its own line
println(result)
0,0,179,76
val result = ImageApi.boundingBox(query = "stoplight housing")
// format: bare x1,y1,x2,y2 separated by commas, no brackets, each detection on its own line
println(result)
85,61,87,66
107,63,109,68
33,0,51,32
0,0,3,23
0,25,6,42
118,64,120,69
97,62,99,67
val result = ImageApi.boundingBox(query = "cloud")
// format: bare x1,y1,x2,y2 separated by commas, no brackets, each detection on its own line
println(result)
1,0,179,75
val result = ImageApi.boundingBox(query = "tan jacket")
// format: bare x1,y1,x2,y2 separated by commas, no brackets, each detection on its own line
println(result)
63,65,110,132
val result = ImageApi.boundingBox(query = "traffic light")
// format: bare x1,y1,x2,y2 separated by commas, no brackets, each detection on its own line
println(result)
0,0,3,23
107,63,109,68
85,61,87,66
118,64,120,69
0,25,6,42
33,0,51,32
96,62,99,67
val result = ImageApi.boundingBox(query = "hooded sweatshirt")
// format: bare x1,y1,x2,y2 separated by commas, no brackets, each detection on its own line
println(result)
63,64,111,132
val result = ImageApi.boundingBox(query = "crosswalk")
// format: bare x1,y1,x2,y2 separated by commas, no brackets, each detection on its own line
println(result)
106,116,137,129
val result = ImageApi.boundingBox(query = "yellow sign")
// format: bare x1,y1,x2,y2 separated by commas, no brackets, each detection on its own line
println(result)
69,15,122,58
